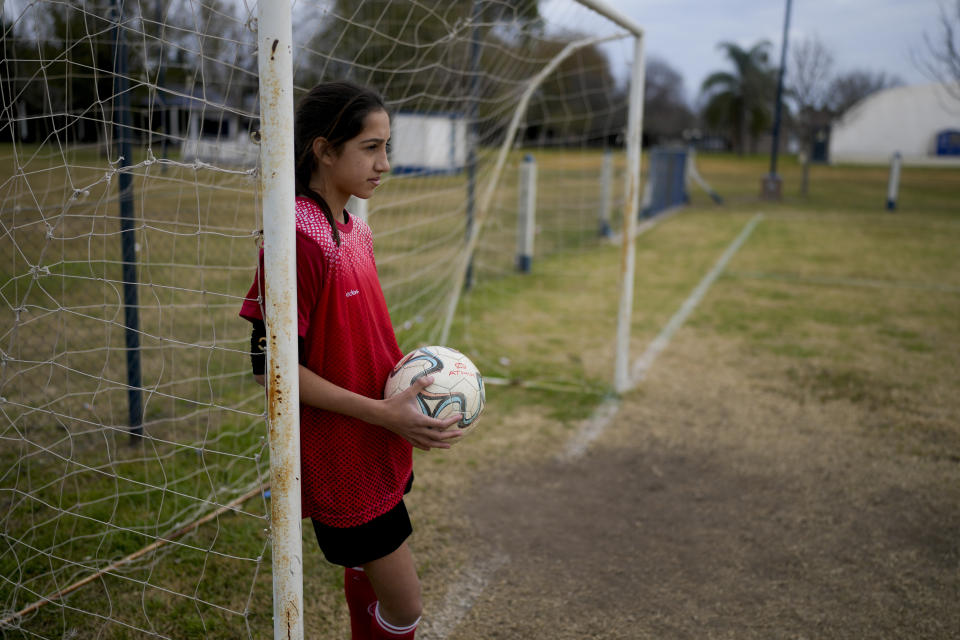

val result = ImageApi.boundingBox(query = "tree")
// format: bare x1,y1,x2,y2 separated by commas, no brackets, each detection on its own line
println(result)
298,0,542,113
700,40,778,154
790,35,834,115
295,0,626,148
0,0,252,146
643,55,693,145
0,0,129,145
915,0,960,101
522,35,624,146
788,35,834,195
826,69,903,117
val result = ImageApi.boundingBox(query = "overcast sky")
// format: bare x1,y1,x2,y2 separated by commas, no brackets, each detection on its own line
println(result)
544,0,947,103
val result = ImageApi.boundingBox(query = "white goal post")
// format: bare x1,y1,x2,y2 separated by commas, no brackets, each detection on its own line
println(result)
255,2,303,639
577,0,648,393
0,1,646,638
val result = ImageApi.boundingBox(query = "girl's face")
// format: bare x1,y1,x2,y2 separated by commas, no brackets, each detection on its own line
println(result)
317,109,391,203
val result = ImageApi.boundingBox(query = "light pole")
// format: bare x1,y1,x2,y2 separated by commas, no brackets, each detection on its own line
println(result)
761,0,793,200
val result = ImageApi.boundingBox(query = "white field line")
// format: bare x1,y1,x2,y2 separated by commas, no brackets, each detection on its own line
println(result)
605,204,683,245
559,213,763,463
428,215,764,637
763,210,960,231
727,270,960,294
630,213,763,384
560,396,623,461
636,205,684,235
419,551,509,640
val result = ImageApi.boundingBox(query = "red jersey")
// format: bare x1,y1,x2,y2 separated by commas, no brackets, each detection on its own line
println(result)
240,197,408,527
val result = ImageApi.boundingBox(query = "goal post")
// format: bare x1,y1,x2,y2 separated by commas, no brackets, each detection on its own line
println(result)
615,32,646,394
256,1,304,639
0,1,647,638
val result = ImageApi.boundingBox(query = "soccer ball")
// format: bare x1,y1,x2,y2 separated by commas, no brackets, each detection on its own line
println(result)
383,345,485,433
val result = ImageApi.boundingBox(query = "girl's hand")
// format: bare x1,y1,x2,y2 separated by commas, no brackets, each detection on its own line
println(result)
295,365,462,450
377,375,464,451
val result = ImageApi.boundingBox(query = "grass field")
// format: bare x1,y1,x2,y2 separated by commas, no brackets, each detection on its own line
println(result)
424,154,960,639
435,155,959,639
2,149,959,638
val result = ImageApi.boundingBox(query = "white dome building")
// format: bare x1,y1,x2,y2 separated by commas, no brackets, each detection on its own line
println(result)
829,83,960,166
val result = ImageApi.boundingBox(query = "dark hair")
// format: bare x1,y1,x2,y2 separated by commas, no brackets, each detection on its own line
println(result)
294,81,387,245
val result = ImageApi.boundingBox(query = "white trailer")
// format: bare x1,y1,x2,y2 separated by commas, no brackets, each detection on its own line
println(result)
390,112,467,174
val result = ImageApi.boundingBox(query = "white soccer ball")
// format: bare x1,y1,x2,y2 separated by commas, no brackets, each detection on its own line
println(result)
383,345,485,434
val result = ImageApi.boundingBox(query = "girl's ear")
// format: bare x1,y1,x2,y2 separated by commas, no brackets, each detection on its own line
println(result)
312,137,334,166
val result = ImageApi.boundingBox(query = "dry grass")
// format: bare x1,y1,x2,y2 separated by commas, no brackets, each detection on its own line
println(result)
424,159,960,639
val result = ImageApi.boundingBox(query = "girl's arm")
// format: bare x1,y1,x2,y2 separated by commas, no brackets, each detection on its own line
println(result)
298,365,462,451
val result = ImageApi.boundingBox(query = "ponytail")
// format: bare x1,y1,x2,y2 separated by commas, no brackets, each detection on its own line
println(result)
294,164,341,246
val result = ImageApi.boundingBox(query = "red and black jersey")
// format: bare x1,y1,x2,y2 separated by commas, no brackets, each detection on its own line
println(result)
240,197,408,528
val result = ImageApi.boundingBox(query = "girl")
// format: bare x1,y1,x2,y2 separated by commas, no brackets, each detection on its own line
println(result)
240,81,462,640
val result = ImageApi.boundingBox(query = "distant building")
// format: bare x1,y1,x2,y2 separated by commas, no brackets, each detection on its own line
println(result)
175,90,259,168
390,112,466,175
829,83,960,166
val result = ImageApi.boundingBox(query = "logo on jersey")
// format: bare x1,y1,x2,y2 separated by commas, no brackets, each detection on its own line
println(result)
345,289,359,298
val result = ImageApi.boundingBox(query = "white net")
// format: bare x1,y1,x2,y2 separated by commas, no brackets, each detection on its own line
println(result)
2,1,270,637
293,0,636,391
0,0,638,637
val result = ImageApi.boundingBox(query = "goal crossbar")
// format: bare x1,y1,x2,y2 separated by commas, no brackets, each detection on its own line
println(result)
576,0,645,35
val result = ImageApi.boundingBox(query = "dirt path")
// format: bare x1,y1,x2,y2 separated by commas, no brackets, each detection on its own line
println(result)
440,335,960,639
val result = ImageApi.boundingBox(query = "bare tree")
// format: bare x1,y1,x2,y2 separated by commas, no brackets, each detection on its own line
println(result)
915,0,960,100
788,35,834,195
791,36,834,113
827,70,903,117
644,55,694,145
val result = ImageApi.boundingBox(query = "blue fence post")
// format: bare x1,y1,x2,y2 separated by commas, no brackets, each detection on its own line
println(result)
112,0,144,443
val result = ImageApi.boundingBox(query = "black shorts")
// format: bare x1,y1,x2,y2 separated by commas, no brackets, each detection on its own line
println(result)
311,474,414,567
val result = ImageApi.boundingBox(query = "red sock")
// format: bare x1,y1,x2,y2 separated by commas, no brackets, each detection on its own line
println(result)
344,567,377,640
370,602,419,639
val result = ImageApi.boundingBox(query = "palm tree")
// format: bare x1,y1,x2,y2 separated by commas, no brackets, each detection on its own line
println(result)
700,41,778,154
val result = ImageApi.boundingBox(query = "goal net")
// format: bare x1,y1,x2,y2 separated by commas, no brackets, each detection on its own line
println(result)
0,0,643,637
294,0,641,393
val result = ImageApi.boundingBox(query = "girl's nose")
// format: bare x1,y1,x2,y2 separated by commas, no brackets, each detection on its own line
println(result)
377,151,390,173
